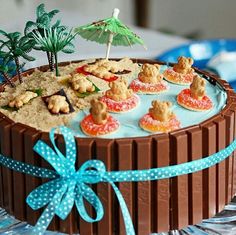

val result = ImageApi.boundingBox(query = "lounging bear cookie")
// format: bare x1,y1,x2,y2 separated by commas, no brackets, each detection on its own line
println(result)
129,63,169,94
177,75,213,111
163,56,195,85
139,100,180,133
80,99,119,136
100,77,139,112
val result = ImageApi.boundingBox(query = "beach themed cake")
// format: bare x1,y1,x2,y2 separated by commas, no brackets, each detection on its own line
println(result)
0,4,236,235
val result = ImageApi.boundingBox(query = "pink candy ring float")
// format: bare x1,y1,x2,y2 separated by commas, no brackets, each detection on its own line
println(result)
177,89,213,111
163,56,195,85
81,99,120,136
100,94,139,113
139,100,180,133
101,77,139,113
177,75,213,111
130,63,169,94
81,114,119,136
129,78,169,94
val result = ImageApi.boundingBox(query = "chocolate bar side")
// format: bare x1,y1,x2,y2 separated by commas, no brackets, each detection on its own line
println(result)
96,139,114,235
135,138,152,235
223,110,234,203
0,118,14,213
201,122,217,218
57,135,75,234
229,103,236,196
153,134,170,232
186,127,203,225
116,139,133,235
170,132,189,229
76,138,96,235
24,127,42,226
40,132,59,231
0,115,4,207
11,123,28,220
213,116,226,212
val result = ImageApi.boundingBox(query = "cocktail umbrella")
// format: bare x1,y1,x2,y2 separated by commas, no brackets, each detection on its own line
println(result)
75,8,145,59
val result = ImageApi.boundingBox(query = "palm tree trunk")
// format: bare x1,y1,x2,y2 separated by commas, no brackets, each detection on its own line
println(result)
54,53,59,76
50,52,55,71
14,57,22,83
46,51,51,70
2,72,15,87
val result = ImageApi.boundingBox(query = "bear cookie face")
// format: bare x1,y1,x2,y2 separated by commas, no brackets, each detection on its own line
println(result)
149,100,173,122
90,99,108,125
46,95,70,114
139,63,163,84
190,75,206,100
106,77,133,101
173,56,194,75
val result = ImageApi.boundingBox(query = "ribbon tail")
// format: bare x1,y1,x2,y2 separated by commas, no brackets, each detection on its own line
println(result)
31,184,67,235
110,181,135,235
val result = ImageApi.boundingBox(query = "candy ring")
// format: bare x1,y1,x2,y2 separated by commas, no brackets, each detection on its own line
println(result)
81,114,120,136
129,77,169,94
177,89,213,111
163,68,195,85
139,113,181,133
100,94,139,113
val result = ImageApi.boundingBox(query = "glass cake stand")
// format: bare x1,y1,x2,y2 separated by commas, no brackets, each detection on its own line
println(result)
1,197,236,235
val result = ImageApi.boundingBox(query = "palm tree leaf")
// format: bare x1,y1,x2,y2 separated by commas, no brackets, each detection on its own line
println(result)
21,53,35,61
48,9,60,20
61,42,75,54
0,29,9,37
24,21,37,35
36,4,46,18
37,13,50,27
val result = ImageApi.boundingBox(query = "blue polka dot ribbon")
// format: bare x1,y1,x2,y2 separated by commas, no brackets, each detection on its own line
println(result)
0,126,236,235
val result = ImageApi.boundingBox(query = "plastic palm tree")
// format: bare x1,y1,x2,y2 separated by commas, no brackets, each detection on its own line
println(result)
32,27,75,76
24,3,65,71
0,51,16,87
0,30,35,83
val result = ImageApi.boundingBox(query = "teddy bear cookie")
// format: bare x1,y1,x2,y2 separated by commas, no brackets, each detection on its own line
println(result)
76,58,133,82
100,77,139,113
177,75,213,111
139,100,180,133
80,99,120,136
129,63,169,94
8,91,38,109
69,73,95,93
46,95,70,114
163,56,195,85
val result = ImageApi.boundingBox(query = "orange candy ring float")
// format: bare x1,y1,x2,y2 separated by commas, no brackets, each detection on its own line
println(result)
163,68,195,85
129,76,169,94
177,89,213,111
100,94,139,113
139,113,181,133
81,114,120,136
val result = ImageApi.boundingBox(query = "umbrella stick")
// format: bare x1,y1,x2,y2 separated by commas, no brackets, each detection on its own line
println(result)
105,8,120,60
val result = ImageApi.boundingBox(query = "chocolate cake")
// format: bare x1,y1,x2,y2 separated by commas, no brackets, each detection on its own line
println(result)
0,59,235,235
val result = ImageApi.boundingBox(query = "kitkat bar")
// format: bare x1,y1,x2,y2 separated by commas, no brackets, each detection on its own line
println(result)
116,139,133,235
135,138,152,235
96,139,114,235
11,123,28,220
170,131,189,229
229,103,236,196
223,110,235,202
201,122,217,218
186,127,203,225
24,127,42,226
40,132,59,232
76,138,96,235
153,134,170,232
57,135,76,234
0,118,14,213
213,116,226,212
